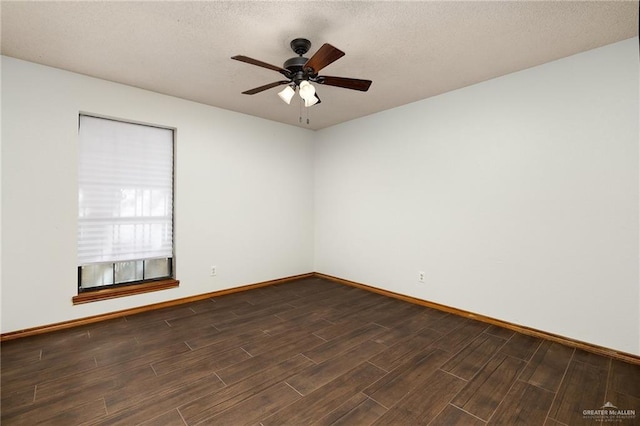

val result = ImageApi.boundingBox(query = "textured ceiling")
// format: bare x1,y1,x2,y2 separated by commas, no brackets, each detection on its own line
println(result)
1,1,637,130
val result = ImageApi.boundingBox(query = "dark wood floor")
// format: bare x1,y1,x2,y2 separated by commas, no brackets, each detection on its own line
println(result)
2,277,639,425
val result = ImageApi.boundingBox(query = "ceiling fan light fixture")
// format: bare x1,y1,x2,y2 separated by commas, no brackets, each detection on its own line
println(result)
277,85,296,104
298,80,316,100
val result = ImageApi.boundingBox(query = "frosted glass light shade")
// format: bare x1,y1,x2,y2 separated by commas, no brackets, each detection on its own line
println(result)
304,96,319,107
278,86,295,104
298,81,316,100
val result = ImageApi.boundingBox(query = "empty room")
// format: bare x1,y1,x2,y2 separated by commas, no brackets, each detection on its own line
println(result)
1,1,639,425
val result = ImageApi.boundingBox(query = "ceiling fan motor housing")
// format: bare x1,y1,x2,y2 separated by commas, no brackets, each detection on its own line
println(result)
283,57,313,86
285,39,316,85
283,56,308,72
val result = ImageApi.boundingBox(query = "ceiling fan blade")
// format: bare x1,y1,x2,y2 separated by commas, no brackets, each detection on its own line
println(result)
231,55,290,77
317,76,372,92
242,80,290,95
304,44,345,74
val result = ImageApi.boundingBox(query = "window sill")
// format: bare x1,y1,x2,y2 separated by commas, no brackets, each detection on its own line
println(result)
72,279,179,305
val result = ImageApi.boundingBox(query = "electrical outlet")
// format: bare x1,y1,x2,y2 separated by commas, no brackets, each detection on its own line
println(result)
418,271,425,283
210,266,217,276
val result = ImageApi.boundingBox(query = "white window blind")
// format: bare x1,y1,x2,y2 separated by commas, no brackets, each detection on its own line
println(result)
78,115,174,266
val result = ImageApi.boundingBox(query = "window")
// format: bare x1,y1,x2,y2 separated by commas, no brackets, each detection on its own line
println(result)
77,115,175,295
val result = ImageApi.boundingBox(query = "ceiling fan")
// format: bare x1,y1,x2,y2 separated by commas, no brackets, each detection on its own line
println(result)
231,38,372,107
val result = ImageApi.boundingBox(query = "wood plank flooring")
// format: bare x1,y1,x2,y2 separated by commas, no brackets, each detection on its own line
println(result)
2,277,639,425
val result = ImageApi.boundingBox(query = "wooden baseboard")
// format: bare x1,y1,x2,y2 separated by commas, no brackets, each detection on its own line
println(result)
3,271,639,365
315,272,640,366
0,272,314,342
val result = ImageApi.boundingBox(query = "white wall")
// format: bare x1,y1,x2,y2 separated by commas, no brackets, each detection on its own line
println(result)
2,38,639,356
314,38,639,355
1,56,315,333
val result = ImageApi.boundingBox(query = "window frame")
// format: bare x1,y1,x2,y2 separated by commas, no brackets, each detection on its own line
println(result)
74,113,178,303
77,257,174,293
